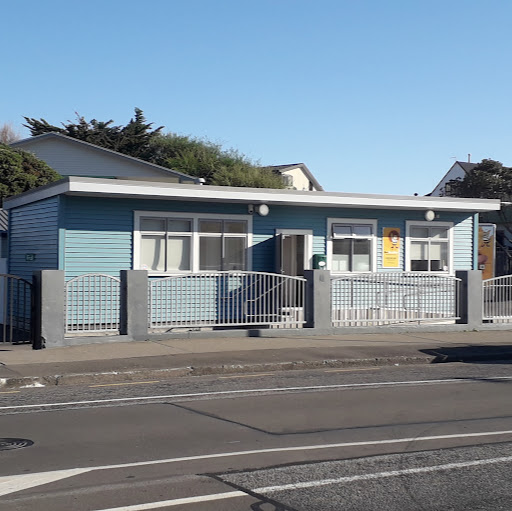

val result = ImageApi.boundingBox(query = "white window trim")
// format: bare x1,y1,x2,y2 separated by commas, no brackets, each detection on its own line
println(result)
327,218,378,273
405,220,454,274
275,229,314,271
134,211,253,274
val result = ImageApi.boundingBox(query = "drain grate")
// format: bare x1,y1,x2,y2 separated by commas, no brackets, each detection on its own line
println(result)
0,438,34,451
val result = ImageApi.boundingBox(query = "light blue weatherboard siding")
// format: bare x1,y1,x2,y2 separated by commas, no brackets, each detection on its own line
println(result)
61,196,475,279
453,215,474,270
253,206,474,272
62,196,252,279
9,197,60,280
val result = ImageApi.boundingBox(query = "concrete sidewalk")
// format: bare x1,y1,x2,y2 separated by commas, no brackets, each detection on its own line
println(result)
1,330,512,388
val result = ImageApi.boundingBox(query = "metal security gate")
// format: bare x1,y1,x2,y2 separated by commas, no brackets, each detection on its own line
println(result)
331,272,460,327
65,274,121,334
149,271,306,330
0,274,34,344
483,275,512,322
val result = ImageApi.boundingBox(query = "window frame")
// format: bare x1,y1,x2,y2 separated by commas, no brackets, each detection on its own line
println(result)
405,220,454,274
134,211,253,275
327,218,377,273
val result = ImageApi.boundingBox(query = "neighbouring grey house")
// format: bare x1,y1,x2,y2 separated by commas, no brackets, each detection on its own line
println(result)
430,159,512,275
10,132,199,184
2,176,500,347
429,160,477,197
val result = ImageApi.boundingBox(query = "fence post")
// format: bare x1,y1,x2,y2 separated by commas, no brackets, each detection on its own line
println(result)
304,269,331,328
120,270,148,340
456,270,482,328
33,270,65,349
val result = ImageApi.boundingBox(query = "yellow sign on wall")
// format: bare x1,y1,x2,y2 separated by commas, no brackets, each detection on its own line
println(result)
478,223,495,280
383,227,400,268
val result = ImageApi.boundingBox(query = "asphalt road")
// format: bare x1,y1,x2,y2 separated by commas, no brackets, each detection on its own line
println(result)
0,361,511,510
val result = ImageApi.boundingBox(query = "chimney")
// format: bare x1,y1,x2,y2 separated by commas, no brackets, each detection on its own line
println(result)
468,153,471,163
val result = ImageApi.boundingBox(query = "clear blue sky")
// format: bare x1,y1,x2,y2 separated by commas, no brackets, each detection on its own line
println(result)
2,0,511,195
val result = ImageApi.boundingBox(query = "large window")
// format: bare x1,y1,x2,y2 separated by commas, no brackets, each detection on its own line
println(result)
328,219,377,272
135,212,251,273
407,222,452,272
140,217,192,272
199,219,248,271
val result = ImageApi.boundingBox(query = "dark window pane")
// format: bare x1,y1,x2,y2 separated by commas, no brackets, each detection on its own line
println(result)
199,237,222,270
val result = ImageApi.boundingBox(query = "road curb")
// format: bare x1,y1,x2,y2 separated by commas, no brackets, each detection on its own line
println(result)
1,351,511,389
0,354,437,389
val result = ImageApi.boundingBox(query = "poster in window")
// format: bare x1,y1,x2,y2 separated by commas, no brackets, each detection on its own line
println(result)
478,223,495,280
383,227,400,268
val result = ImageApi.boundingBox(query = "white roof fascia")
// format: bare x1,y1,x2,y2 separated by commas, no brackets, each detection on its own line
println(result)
3,176,501,212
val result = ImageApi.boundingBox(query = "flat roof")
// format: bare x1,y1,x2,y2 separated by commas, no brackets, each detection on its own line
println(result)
3,176,501,212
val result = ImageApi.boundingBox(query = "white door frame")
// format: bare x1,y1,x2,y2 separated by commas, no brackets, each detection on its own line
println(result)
275,229,313,274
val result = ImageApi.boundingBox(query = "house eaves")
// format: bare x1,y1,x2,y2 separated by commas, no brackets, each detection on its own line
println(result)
3,176,501,213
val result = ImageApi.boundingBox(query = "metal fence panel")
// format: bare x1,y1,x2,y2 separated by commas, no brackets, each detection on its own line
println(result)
65,274,121,333
149,271,306,329
331,272,460,327
0,275,33,344
483,275,512,322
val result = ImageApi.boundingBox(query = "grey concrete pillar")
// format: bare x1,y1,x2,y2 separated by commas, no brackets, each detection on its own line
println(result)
304,269,331,328
33,270,65,348
456,270,482,328
120,270,148,340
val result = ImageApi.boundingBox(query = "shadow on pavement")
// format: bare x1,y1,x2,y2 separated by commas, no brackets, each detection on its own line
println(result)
421,345,512,364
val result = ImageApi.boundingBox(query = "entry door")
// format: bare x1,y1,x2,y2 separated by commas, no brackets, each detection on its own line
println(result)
275,230,312,276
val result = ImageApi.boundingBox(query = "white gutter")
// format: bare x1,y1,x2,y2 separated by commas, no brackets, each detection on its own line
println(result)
3,177,501,212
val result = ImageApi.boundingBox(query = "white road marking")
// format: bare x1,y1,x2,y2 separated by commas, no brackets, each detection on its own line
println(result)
81,452,512,510
91,491,246,510
0,468,91,497
1,377,511,411
253,455,512,493
1,429,511,496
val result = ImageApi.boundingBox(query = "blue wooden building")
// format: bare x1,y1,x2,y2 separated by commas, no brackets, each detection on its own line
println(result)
3,176,500,280
1,176,501,342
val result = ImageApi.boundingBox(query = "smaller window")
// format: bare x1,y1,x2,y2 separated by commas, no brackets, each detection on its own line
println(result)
199,220,222,233
330,222,375,272
333,224,373,237
168,219,191,232
282,174,294,187
141,218,166,232
409,224,450,272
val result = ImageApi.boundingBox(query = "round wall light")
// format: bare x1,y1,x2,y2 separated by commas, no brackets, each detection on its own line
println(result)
257,204,269,216
424,210,436,221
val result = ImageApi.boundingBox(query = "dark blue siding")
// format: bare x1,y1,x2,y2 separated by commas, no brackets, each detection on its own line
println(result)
9,197,60,280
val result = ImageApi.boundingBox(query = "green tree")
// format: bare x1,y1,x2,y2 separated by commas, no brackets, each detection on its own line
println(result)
24,109,285,189
444,159,512,200
24,108,163,161
149,133,285,188
445,159,512,235
0,144,61,203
